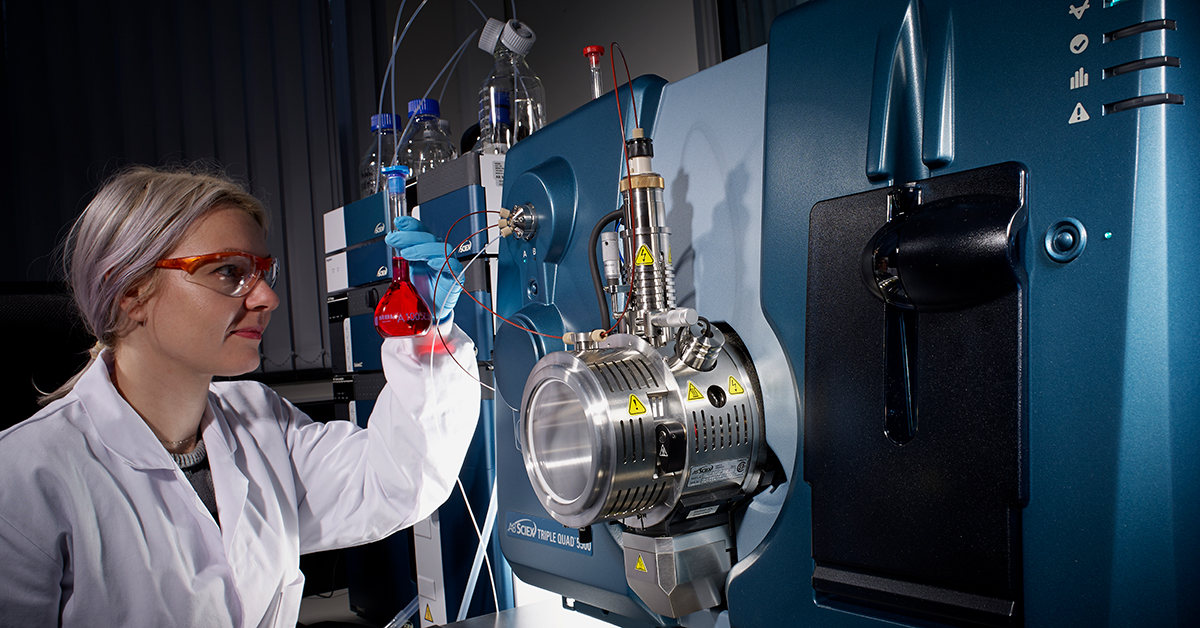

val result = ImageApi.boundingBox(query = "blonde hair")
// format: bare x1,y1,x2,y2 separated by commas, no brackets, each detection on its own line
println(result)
39,165,268,405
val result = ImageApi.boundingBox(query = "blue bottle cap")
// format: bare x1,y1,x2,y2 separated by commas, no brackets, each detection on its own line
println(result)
370,113,397,131
408,98,441,119
383,165,410,194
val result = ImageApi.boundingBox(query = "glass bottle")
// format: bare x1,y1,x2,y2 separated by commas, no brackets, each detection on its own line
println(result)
399,98,458,176
374,165,433,338
475,19,546,153
359,113,399,199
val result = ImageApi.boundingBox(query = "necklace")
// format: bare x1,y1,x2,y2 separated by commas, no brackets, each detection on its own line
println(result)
159,432,198,446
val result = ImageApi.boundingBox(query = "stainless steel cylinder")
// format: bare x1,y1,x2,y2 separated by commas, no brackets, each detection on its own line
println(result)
520,332,765,530
600,231,622,286
621,175,675,346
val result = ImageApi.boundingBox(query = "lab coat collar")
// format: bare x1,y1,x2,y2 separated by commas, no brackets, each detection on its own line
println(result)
76,351,176,471
76,350,236,471
202,390,239,459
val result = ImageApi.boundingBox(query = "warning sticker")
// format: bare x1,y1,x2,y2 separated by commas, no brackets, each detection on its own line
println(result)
728,376,745,395
628,394,647,415
635,245,655,266
425,605,433,622
686,381,704,401
688,457,749,488
628,550,656,583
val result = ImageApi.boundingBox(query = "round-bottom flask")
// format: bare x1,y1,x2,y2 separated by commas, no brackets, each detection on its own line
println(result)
374,256,433,338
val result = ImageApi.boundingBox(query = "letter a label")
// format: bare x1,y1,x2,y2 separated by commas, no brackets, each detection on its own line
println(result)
728,376,746,395
687,381,704,401
635,245,655,266
635,554,648,572
628,394,647,415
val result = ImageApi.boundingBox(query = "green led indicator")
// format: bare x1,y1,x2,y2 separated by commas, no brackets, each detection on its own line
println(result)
1105,232,1113,239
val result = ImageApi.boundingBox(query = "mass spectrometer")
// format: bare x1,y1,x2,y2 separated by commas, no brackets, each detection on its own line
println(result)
491,0,1199,626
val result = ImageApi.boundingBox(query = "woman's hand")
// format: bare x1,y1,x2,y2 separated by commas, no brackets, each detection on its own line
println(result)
384,216,465,322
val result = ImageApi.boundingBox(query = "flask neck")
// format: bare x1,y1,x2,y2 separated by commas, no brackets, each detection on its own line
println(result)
391,255,409,279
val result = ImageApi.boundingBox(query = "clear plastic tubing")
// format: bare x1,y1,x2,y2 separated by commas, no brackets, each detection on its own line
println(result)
584,45,605,100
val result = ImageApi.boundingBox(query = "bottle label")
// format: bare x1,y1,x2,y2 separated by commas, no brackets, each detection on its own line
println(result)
375,311,433,323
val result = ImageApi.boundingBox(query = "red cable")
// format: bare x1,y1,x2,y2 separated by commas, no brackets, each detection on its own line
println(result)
432,223,564,340
612,43,637,122
607,42,640,337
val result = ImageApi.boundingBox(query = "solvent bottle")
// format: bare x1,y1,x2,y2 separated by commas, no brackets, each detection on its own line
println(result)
359,113,399,199
374,165,433,338
475,18,546,153
399,98,458,177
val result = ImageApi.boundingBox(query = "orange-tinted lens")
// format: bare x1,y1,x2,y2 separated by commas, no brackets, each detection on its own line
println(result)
157,252,277,297
183,255,260,296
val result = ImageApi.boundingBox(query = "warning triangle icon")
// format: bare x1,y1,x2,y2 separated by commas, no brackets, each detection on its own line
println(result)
659,444,669,457
635,245,655,266
1069,102,1090,124
635,554,648,572
425,604,434,622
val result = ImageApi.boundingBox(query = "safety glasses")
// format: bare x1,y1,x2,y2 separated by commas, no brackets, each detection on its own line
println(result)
154,252,279,297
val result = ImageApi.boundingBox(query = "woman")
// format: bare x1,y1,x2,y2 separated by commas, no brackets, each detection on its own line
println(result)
0,167,480,627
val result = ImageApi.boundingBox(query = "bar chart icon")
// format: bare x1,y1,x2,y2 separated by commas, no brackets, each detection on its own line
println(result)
1071,67,1089,90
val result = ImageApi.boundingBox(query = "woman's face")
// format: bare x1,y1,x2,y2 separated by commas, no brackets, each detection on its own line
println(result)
129,205,279,379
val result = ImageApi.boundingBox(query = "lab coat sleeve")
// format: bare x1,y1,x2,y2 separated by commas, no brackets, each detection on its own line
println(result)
289,321,480,552
0,510,63,626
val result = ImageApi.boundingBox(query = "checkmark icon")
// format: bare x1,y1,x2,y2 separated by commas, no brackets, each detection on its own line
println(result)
1071,34,1089,54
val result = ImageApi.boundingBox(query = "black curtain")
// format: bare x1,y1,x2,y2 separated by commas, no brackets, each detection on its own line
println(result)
717,0,808,60
1,0,389,374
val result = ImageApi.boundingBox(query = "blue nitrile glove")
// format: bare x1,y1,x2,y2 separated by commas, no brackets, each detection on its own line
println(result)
385,216,465,322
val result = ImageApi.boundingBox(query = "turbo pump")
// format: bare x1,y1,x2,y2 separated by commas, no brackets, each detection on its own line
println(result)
513,129,777,618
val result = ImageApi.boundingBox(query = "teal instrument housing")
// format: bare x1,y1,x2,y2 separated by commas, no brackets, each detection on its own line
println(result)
491,0,1199,626
738,0,1199,627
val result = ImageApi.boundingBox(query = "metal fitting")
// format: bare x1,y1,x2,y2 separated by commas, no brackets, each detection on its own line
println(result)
504,203,538,240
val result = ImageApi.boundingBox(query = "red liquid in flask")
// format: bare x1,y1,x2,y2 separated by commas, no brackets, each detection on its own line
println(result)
374,257,433,338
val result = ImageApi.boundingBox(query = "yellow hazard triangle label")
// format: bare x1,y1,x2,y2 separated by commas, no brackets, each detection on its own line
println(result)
628,394,647,415
728,376,745,395
635,554,648,572
425,604,433,622
687,381,704,401
635,245,655,266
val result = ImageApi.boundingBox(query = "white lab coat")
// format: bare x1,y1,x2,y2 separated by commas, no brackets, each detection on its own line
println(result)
0,323,480,628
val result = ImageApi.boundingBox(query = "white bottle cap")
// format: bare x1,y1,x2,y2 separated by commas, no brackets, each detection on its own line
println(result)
478,18,505,53
500,20,536,57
